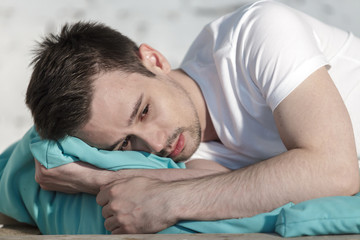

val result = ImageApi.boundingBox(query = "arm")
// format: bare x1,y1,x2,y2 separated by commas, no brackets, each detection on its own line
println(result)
34,158,230,194
189,67,359,218
96,67,360,233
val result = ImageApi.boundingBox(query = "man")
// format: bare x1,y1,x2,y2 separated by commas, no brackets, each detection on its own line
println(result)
26,1,360,234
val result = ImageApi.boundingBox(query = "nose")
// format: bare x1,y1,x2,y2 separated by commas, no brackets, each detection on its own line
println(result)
138,127,167,153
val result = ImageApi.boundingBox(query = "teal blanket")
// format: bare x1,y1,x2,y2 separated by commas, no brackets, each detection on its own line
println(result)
1,127,360,237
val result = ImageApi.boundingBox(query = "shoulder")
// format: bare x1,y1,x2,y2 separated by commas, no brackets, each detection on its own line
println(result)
200,1,312,54
235,1,310,37
237,0,303,24
209,1,303,28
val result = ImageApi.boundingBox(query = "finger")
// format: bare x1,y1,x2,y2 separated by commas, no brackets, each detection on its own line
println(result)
104,215,121,232
101,203,114,219
112,227,126,235
99,184,108,191
34,159,47,184
34,159,40,173
111,225,137,234
34,158,44,170
96,189,109,206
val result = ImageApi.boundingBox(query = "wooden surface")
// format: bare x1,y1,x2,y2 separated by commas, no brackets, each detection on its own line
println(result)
0,233,360,240
0,224,41,236
2,214,360,240
1,229,360,240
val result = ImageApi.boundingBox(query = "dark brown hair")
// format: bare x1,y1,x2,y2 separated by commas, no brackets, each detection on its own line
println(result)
26,21,155,140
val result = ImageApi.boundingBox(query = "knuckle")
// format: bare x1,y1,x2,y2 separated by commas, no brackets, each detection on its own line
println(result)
122,224,136,234
34,174,41,184
39,183,50,191
34,174,45,185
113,215,137,234
108,201,119,212
95,195,102,205
103,219,112,231
108,186,119,198
36,168,52,179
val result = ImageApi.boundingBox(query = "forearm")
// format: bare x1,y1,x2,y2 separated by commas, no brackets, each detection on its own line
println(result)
94,159,230,192
168,148,359,221
99,167,228,189
35,157,229,195
37,167,223,196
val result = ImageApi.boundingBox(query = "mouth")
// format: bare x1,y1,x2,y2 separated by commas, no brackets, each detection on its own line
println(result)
169,133,185,158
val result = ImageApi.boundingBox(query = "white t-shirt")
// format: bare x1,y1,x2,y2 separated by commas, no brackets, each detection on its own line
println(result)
180,0,360,169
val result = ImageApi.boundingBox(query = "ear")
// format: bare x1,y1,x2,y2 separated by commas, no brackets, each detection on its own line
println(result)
138,44,171,74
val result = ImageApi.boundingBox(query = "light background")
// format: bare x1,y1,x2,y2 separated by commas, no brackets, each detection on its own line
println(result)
1,0,360,152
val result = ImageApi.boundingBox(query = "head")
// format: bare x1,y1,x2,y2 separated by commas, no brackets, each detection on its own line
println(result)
26,21,201,162
26,21,155,141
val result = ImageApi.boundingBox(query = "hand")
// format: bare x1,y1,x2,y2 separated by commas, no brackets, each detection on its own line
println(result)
96,177,178,234
34,159,107,194
34,158,228,195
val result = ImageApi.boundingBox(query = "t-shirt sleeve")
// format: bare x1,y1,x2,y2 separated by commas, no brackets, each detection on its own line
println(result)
239,1,329,110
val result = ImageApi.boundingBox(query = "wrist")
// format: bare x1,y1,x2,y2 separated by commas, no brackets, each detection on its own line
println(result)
161,174,237,221
89,169,115,193
162,180,197,221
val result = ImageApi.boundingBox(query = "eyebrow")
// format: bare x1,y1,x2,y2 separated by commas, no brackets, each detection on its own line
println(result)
106,93,144,151
128,93,143,127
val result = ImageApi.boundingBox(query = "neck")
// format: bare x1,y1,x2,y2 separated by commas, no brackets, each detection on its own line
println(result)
169,69,219,142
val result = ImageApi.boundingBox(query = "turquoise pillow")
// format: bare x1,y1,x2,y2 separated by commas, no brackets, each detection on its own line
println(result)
0,127,185,234
275,193,360,237
0,127,285,234
0,127,108,234
160,202,294,234
30,127,289,234
30,130,185,170
2,126,360,236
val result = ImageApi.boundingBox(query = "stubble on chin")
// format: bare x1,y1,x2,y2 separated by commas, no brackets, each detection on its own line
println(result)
174,124,201,163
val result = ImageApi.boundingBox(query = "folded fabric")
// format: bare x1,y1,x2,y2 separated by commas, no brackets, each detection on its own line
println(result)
0,127,107,234
160,202,294,234
1,126,360,237
30,130,185,170
275,193,360,237
0,127,285,234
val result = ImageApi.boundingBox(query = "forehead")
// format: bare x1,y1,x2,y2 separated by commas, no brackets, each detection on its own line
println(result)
77,71,143,147
94,71,133,100
92,71,138,114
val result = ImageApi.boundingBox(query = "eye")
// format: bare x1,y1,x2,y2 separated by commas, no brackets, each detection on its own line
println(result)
120,136,131,150
140,104,150,120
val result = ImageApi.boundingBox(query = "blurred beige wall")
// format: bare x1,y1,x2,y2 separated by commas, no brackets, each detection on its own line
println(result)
1,0,360,151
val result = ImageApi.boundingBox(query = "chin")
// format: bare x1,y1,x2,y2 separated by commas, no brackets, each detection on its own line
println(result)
172,156,188,163
172,148,196,163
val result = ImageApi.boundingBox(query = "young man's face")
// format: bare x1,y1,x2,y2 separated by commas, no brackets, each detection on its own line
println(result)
76,70,201,162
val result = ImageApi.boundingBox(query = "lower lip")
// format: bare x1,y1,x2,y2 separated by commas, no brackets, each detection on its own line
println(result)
169,133,185,158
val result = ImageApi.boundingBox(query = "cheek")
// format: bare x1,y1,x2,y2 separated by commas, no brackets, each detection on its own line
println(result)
77,131,111,149
155,85,194,126
162,97,184,123
130,138,148,152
